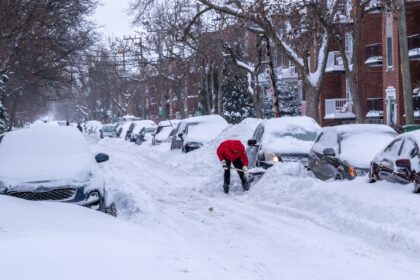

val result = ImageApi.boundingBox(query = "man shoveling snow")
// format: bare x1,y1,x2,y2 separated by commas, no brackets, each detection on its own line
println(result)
217,140,250,194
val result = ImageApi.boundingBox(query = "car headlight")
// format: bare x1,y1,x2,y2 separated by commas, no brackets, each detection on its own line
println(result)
265,152,281,162
85,190,101,209
348,166,367,177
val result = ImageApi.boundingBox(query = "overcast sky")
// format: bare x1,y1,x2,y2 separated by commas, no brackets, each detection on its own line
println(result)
93,0,136,39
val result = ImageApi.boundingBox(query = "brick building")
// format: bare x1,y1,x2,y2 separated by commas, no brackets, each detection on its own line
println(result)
320,0,420,127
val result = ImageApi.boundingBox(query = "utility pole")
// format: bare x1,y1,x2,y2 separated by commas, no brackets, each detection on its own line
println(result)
394,0,413,124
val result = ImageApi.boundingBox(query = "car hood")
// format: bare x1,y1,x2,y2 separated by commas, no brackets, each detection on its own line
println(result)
0,153,96,187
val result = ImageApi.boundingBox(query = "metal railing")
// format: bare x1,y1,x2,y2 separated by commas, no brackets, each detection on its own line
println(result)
325,98,354,116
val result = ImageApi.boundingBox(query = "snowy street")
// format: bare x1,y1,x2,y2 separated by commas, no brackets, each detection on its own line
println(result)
2,122,420,280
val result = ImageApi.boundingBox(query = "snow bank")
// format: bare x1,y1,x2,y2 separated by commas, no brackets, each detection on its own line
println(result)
252,163,420,256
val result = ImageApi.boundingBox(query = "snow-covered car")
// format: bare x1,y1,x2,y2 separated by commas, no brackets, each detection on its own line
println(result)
116,121,132,139
247,116,321,168
85,120,103,135
0,126,117,216
369,130,420,193
100,124,117,138
170,115,228,153
308,124,397,181
129,120,157,144
152,120,180,146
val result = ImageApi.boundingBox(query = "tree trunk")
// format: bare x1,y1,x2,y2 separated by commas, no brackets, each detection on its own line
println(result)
265,37,280,118
217,66,223,115
303,79,321,123
210,64,216,114
204,64,211,114
175,86,186,119
395,0,414,124
252,74,262,118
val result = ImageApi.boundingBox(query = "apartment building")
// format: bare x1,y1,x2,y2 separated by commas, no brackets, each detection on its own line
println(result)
320,0,420,127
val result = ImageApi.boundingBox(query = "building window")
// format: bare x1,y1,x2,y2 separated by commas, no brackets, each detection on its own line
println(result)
345,33,353,61
387,36,393,68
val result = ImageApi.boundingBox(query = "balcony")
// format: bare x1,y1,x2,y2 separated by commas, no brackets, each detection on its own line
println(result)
365,0,381,13
408,34,420,60
325,51,344,72
324,98,355,119
365,44,383,67
366,98,384,118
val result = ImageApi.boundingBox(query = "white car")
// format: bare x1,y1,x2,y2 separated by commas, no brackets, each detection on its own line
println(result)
308,124,397,180
170,115,228,152
152,120,180,146
247,116,321,168
0,126,117,216
100,124,117,138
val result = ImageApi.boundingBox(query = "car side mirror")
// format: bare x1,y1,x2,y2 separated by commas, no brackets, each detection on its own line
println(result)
178,132,184,140
95,153,109,163
396,158,411,169
247,139,257,146
323,148,335,157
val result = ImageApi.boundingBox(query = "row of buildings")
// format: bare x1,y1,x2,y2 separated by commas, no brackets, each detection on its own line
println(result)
119,1,419,126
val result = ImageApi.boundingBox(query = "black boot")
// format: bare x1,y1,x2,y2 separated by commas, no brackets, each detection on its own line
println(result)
241,178,250,191
223,184,229,194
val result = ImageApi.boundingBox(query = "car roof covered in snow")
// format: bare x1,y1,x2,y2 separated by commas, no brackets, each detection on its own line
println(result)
263,116,321,133
0,126,95,184
132,120,157,135
332,124,397,135
183,115,228,143
157,119,180,127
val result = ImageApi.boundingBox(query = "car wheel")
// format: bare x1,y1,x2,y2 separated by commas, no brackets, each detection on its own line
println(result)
368,167,378,183
105,202,117,217
335,171,343,180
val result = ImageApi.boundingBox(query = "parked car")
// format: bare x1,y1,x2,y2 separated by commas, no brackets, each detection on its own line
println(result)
152,120,180,146
369,130,420,193
85,120,103,136
100,124,117,138
116,121,133,139
0,126,117,216
308,124,397,181
247,116,321,168
131,120,157,145
170,115,228,152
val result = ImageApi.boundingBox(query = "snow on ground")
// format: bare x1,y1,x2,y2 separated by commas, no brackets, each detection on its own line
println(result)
2,118,420,279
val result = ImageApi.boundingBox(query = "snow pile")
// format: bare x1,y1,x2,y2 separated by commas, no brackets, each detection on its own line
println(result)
252,163,420,256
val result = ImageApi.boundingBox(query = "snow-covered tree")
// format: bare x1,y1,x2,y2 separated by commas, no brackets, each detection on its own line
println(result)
222,51,255,124
279,82,301,117
0,101,7,133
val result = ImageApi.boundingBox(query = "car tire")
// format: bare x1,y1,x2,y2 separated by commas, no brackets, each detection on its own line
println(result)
105,202,118,217
368,167,378,183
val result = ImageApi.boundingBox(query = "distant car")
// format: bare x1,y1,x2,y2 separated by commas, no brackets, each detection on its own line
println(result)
128,120,157,144
247,116,321,168
85,120,103,136
369,130,420,193
170,115,228,152
116,121,132,139
308,124,397,181
152,120,180,146
100,124,117,138
0,126,117,216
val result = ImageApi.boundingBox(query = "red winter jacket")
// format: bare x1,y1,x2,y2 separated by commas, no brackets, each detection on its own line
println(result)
217,140,249,167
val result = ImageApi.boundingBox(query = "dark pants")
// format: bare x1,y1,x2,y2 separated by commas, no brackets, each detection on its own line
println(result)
224,158,247,187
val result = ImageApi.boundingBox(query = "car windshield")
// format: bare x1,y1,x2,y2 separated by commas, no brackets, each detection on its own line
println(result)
271,130,318,142
145,127,156,133
339,131,396,167
102,126,115,132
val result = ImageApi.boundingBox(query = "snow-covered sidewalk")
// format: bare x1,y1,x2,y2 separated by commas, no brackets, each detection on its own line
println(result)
1,122,420,279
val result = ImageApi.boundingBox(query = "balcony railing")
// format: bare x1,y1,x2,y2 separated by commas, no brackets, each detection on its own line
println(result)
325,98,355,119
326,51,344,72
366,98,384,118
408,34,420,60
365,43,383,66
365,0,382,13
